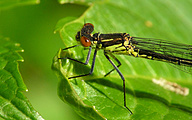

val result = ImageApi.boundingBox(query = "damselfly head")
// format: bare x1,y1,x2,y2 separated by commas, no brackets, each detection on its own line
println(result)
75,23,94,47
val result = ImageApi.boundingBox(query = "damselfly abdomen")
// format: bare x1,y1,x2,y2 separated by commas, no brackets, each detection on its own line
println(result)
59,23,192,114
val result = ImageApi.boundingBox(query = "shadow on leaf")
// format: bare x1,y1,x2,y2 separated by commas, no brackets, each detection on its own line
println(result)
87,78,192,114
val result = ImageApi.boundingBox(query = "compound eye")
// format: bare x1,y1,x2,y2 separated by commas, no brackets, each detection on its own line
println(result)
83,23,94,34
80,36,91,47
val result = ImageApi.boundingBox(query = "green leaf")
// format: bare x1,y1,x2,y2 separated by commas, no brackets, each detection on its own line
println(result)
52,0,192,119
0,0,39,9
54,16,78,33
0,37,43,120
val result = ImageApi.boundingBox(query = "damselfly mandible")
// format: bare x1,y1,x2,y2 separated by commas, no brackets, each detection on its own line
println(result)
59,23,192,114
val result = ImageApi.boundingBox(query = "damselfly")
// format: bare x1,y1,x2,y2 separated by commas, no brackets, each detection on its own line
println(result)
59,23,192,114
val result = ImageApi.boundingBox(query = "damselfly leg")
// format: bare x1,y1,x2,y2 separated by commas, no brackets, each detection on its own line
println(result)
59,45,132,114
104,52,122,77
59,45,92,65
104,51,132,114
58,45,99,79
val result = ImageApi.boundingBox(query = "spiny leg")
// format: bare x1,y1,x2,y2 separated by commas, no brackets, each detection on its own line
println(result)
59,45,98,79
58,46,92,65
68,49,98,79
104,51,132,114
62,45,79,50
104,52,122,77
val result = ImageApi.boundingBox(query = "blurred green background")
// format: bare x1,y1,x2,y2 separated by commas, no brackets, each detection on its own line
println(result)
0,0,86,119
